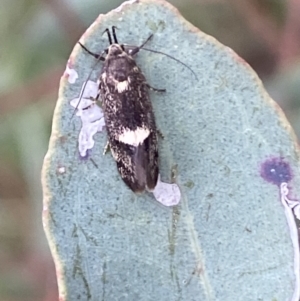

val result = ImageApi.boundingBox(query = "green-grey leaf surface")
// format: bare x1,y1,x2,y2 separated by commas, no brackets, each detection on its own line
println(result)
42,0,300,300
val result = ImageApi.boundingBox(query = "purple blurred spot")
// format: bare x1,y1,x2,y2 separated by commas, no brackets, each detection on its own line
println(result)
260,157,292,186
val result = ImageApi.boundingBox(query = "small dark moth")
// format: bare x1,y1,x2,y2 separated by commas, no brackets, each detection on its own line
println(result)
79,27,163,193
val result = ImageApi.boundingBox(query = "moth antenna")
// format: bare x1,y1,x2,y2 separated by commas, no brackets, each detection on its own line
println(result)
138,34,154,49
125,36,197,80
70,48,106,120
112,26,119,44
141,47,198,80
103,28,113,45
112,26,125,51
127,34,154,56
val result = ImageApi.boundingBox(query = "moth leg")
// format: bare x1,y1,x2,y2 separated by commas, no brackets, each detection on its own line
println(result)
91,83,103,108
95,83,102,100
80,97,99,111
146,84,166,93
103,141,110,155
87,95,103,110
81,102,95,111
78,42,105,60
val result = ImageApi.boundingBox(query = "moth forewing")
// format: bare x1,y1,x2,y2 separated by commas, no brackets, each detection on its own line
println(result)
99,33,159,193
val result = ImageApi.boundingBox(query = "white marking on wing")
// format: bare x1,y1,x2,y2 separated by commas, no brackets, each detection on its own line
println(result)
101,72,107,81
118,127,150,146
116,80,129,93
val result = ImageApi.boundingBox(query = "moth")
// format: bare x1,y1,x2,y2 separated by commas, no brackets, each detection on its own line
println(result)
79,27,163,193
78,27,196,194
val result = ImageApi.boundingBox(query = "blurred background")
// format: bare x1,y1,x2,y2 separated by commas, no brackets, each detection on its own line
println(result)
1,0,300,300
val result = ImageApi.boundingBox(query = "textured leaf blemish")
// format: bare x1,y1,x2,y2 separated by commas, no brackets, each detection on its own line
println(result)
71,225,78,238
181,196,213,299
169,206,180,256
72,246,92,300
56,165,66,175
49,211,58,228
260,157,292,186
101,260,107,301
80,227,98,246
205,203,211,222
184,180,194,188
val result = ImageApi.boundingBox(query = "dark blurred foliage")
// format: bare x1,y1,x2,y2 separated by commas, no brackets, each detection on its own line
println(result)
1,0,300,300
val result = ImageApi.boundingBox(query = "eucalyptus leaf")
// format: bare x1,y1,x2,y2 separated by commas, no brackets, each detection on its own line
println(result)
42,0,300,300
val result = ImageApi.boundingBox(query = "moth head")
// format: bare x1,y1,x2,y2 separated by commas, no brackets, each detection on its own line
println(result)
107,44,125,57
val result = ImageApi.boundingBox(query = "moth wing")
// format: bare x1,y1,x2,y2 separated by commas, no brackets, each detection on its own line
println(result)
110,139,147,193
101,54,159,193
132,131,159,192
110,132,158,193
143,131,159,191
